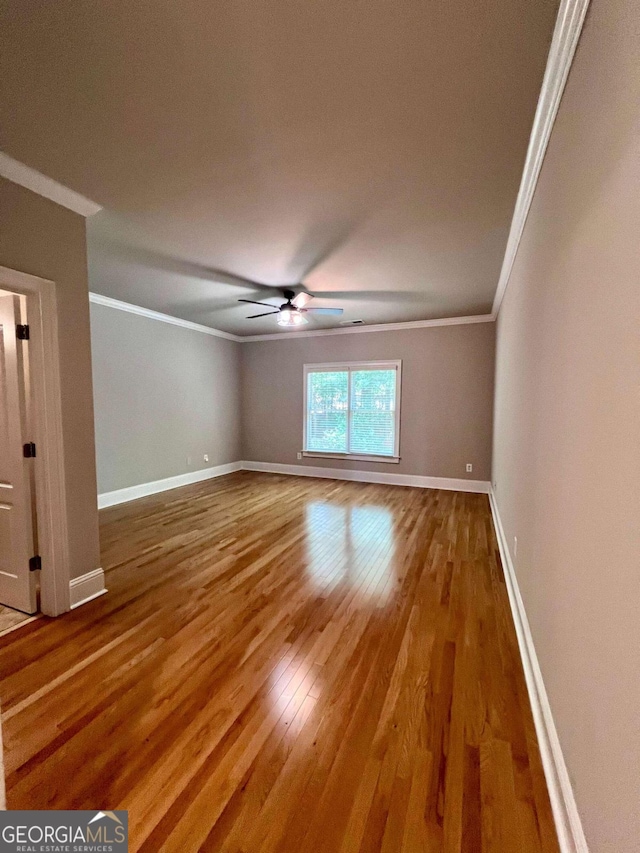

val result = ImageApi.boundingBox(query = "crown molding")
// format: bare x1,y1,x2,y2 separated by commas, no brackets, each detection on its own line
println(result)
89,293,493,342
240,314,494,342
0,151,102,217
89,293,242,341
491,0,591,318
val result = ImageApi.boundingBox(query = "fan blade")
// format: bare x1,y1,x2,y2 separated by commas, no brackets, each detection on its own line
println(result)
303,307,344,315
247,311,280,319
238,298,273,307
292,291,313,308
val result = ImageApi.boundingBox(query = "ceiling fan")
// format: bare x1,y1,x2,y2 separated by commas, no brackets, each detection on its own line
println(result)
238,288,343,327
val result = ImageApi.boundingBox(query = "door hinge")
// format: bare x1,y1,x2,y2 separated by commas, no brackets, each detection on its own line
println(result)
16,324,30,340
23,442,36,458
29,555,42,572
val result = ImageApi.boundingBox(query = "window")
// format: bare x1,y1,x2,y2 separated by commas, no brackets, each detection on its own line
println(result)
303,361,401,462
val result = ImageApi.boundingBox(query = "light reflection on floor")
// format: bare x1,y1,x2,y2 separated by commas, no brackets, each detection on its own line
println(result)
268,653,320,728
303,500,397,604
268,500,398,724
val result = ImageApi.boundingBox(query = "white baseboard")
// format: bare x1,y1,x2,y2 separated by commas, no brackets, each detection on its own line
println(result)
241,460,491,493
98,461,243,508
488,490,588,853
96,460,489,513
69,567,107,610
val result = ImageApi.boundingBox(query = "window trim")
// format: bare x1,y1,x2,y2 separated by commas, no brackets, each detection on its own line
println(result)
302,360,402,462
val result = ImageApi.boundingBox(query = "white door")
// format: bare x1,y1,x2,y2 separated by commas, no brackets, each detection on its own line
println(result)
0,294,38,613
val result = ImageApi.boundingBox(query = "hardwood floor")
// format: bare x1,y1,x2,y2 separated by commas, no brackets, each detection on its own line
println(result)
0,472,558,852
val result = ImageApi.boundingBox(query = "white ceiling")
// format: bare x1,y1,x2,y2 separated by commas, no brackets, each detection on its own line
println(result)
0,0,559,335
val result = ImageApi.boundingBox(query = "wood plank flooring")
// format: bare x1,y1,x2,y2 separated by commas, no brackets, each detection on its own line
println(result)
0,472,559,852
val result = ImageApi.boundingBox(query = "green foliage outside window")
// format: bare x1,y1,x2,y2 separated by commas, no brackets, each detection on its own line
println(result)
307,369,396,456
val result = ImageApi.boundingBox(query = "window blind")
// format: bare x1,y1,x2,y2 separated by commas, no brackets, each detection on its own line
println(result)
306,370,349,453
304,363,399,458
349,369,396,456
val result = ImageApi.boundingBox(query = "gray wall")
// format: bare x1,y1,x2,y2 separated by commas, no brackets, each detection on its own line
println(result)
91,303,242,493
241,322,495,481
0,176,100,582
492,0,639,849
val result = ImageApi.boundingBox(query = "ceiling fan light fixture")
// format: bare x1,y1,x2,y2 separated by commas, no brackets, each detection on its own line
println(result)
239,288,341,326
277,307,308,327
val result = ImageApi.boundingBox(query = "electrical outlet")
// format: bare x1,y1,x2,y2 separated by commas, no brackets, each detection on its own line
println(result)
204,454,209,463
514,536,518,558
187,455,192,467
466,463,473,473
297,452,302,460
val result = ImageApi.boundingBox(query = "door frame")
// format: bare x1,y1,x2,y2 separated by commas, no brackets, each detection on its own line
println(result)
0,265,70,616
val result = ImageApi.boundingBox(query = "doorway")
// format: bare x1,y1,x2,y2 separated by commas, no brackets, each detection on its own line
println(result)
0,289,39,616
0,266,71,617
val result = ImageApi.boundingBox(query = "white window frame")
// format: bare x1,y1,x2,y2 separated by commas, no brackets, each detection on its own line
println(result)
303,360,402,464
